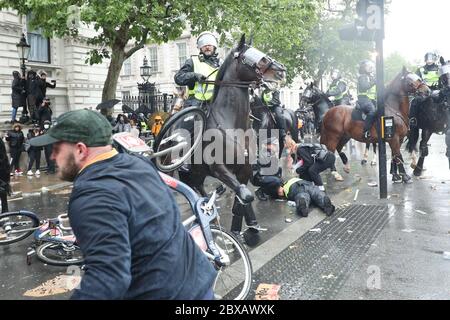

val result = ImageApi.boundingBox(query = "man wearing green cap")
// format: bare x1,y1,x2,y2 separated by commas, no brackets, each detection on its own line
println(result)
30,109,216,300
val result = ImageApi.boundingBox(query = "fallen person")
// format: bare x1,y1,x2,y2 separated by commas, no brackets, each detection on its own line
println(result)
256,175,335,217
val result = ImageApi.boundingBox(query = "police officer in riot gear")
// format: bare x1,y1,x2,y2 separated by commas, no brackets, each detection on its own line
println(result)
262,89,287,158
410,52,441,127
174,32,221,108
326,70,350,106
357,60,377,139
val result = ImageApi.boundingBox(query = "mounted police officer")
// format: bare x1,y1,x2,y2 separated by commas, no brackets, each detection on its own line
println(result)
174,32,221,109
326,70,350,106
410,52,440,127
357,60,377,139
262,89,287,157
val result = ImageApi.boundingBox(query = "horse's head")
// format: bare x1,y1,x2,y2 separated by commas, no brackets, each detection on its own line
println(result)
439,56,450,90
399,66,431,97
302,83,321,104
234,34,286,89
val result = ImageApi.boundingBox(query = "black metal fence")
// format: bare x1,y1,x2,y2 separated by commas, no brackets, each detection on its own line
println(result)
122,93,174,115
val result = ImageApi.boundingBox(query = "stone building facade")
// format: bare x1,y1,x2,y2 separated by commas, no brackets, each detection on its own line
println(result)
0,9,302,123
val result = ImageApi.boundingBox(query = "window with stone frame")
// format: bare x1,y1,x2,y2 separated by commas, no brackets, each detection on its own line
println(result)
177,42,187,68
26,14,50,63
122,57,132,76
148,47,158,73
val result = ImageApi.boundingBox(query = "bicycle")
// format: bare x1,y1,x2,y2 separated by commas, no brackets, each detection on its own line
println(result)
113,132,253,300
0,212,83,266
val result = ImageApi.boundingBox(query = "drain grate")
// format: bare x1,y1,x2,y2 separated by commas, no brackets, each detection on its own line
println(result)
250,204,389,300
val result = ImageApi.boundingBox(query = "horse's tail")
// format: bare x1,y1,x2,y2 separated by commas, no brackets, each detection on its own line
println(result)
406,125,419,153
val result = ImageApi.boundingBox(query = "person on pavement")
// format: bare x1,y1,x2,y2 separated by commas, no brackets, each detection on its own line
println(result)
5,123,24,176
29,109,217,300
0,137,11,213
254,175,335,217
285,136,335,191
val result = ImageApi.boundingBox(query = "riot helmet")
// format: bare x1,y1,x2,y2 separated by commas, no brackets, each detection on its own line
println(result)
359,60,375,75
424,52,438,65
331,70,341,81
197,32,218,50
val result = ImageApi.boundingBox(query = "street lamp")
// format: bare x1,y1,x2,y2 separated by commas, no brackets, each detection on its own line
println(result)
16,33,31,77
140,56,152,83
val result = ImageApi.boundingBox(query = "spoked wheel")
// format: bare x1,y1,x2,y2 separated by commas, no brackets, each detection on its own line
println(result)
0,211,40,245
210,226,253,300
153,107,206,172
36,242,84,266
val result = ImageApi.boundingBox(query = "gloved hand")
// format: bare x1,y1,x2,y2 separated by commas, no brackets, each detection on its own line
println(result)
194,73,206,82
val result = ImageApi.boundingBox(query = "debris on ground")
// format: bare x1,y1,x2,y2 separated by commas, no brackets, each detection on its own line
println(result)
401,229,415,233
309,228,321,233
367,182,378,187
23,275,81,297
285,217,293,223
255,283,281,300
415,209,428,215
354,189,360,201
337,218,346,222
287,201,296,207
321,274,337,280
443,252,450,260
430,185,437,190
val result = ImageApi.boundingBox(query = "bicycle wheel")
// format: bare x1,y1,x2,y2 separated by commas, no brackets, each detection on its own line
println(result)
153,107,206,172
0,211,39,245
36,242,84,266
210,226,253,300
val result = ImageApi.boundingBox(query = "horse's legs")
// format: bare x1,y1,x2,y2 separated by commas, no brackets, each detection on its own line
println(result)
336,137,351,174
389,138,411,183
413,130,432,176
371,143,377,166
209,164,254,203
390,159,401,183
362,143,370,165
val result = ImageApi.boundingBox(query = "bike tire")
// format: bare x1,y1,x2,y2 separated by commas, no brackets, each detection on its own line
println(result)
153,107,206,172
0,211,39,245
36,242,84,266
210,226,253,300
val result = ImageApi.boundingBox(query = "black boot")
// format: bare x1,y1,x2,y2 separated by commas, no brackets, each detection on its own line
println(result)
295,197,309,217
255,188,268,201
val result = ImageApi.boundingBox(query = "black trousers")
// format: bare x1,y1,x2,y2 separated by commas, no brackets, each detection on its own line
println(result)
44,144,55,172
358,96,376,132
298,153,335,186
27,148,41,171
0,192,8,213
9,147,22,171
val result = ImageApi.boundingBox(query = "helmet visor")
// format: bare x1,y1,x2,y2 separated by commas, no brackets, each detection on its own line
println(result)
197,33,217,49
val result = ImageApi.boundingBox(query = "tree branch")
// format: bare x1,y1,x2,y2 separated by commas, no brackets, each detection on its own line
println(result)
124,28,149,59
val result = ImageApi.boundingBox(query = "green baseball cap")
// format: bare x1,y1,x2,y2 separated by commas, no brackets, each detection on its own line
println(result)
30,109,112,147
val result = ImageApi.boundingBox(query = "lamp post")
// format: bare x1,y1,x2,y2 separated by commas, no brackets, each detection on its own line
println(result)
138,56,156,114
16,33,31,78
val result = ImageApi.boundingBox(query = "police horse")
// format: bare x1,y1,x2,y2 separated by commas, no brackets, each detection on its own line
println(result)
320,68,430,183
406,57,450,176
153,35,286,243
250,94,300,157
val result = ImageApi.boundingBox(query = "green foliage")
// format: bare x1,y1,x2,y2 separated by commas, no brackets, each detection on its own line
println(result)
384,52,415,83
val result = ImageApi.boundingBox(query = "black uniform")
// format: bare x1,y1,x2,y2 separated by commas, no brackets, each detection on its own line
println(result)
293,144,335,188
0,138,11,213
357,74,377,136
174,53,220,108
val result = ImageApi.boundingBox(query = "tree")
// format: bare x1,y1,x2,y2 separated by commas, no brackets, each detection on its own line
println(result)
0,0,323,101
384,52,415,83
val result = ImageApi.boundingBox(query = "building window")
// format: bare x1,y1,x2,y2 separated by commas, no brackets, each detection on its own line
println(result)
177,42,187,68
27,15,50,63
122,58,131,76
148,47,158,73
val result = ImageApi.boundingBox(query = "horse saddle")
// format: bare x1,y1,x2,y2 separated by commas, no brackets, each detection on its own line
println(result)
351,103,367,121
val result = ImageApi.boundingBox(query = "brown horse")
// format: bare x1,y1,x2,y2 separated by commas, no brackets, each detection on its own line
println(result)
320,68,430,183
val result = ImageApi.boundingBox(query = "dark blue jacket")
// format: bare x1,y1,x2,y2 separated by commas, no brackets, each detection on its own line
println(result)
69,152,216,299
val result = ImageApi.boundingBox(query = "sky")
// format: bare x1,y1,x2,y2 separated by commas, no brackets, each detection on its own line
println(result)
384,0,450,64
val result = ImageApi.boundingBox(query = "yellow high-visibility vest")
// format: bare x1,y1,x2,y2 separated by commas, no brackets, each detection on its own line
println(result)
188,56,219,101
